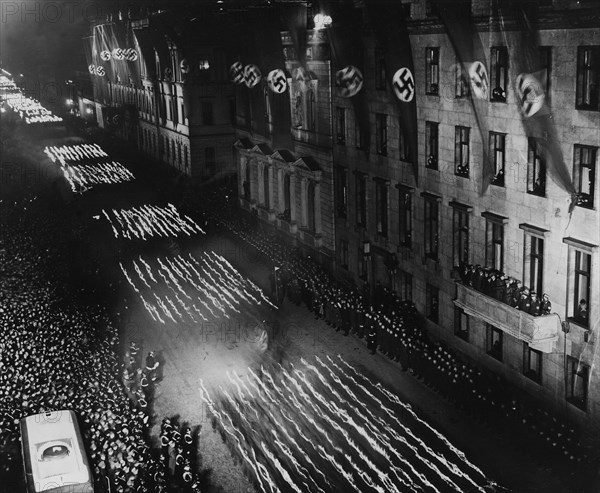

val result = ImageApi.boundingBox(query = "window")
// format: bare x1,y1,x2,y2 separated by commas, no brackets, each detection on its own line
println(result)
359,254,368,280
398,118,410,161
486,325,503,362
423,193,439,260
166,137,170,159
490,47,508,102
168,98,175,123
263,86,271,123
454,307,469,341
568,249,591,328
523,234,544,296
202,101,213,125
263,167,270,209
375,179,388,237
454,126,470,177
398,269,412,301
426,48,440,95
452,204,470,268
336,107,346,144
183,146,188,169
177,142,182,166
576,46,600,111
426,284,439,323
340,240,349,269
307,182,316,231
376,113,387,156
425,121,439,170
398,186,413,248
375,46,387,90
455,60,469,98
355,116,363,149
567,356,589,411
527,138,546,196
307,90,316,130
539,46,552,97
244,163,251,201
356,173,367,227
205,147,216,176
483,212,507,272
425,1,438,18
490,132,506,187
573,145,596,209
524,344,542,384
335,167,348,218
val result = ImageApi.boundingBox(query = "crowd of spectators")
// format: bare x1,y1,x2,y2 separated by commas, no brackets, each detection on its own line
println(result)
0,198,203,492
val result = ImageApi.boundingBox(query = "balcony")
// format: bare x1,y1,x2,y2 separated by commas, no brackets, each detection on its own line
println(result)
276,217,297,235
298,228,322,249
454,282,560,353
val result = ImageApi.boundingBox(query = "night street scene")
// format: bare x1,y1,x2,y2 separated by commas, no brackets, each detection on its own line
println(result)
0,0,599,492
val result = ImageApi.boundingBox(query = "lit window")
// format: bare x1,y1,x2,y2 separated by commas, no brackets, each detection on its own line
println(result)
336,107,346,144
454,126,470,177
425,121,438,170
455,60,469,98
426,48,440,95
423,193,440,260
490,132,506,187
527,138,546,197
451,203,471,268
398,185,413,248
564,241,592,328
490,47,508,102
483,212,507,272
576,46,600,111
573,145,597,209
522,231,545,296
539,46,552,98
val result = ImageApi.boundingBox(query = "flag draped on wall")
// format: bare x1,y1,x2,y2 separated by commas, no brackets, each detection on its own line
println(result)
435,0,493,195
84,33,110,104
495,0,577,201
318,0,371,154
366,0,419,184
253,6,293,149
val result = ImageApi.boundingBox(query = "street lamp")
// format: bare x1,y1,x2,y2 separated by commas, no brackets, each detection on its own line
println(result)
314,13,332,30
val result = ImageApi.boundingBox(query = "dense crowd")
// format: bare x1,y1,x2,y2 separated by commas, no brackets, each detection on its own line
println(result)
0,199,202,492
458,262,552,316
196,183,597,478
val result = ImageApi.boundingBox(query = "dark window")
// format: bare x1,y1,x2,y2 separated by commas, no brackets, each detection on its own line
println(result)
425,0,438,17
567,356,589,411
307,181,316,231
375,46,387,90
263,86,271,123
455,60,469,98
340,240,349,269
336,107,346,144
486,324,503,362
571,250,591,328
576,46,600,111
205,147,216,176
426,284,439,323
424,196,439,260
307,90,316,130
263,167,270,209
524,344,542,384
454,307,469,341
524,235,544,296
490,132,506,187
527,138,546,196
485,219,504,272
375,180,388,237
398,270,412,301
244,163,251,201
453,208,470,268
398,188,412,248
490,47,508,102
355,115,363,149
425,121,439,170
359,254,368,280
183,146,188,169
539,46,552,98
356,173,367,227
201,101,213,125
426,48,440,95
574,145,596,209
335,167,348,218
398,118,410,161
376,113,388,156
284,173,291,213
455,126,470,177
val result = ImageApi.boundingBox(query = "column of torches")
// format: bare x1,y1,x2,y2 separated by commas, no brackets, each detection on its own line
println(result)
120,252,276,325
199,357,496,493
44,144,134,193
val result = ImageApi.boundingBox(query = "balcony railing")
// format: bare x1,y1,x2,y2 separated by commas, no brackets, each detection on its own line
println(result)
454,282,560,353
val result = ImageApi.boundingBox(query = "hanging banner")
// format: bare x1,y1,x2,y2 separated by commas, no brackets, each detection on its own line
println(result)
435,0,492,195
366,0,419,183
495,0,577,202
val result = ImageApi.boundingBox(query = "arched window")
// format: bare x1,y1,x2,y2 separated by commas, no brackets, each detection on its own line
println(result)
307,181,316,231
263,167,270,209
284,173,291,214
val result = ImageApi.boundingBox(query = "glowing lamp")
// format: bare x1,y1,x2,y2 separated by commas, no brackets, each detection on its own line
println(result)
313,13,332,30
86,108,93,114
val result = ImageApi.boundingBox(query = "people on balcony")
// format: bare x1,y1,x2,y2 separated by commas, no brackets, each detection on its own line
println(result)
459,262,551,317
